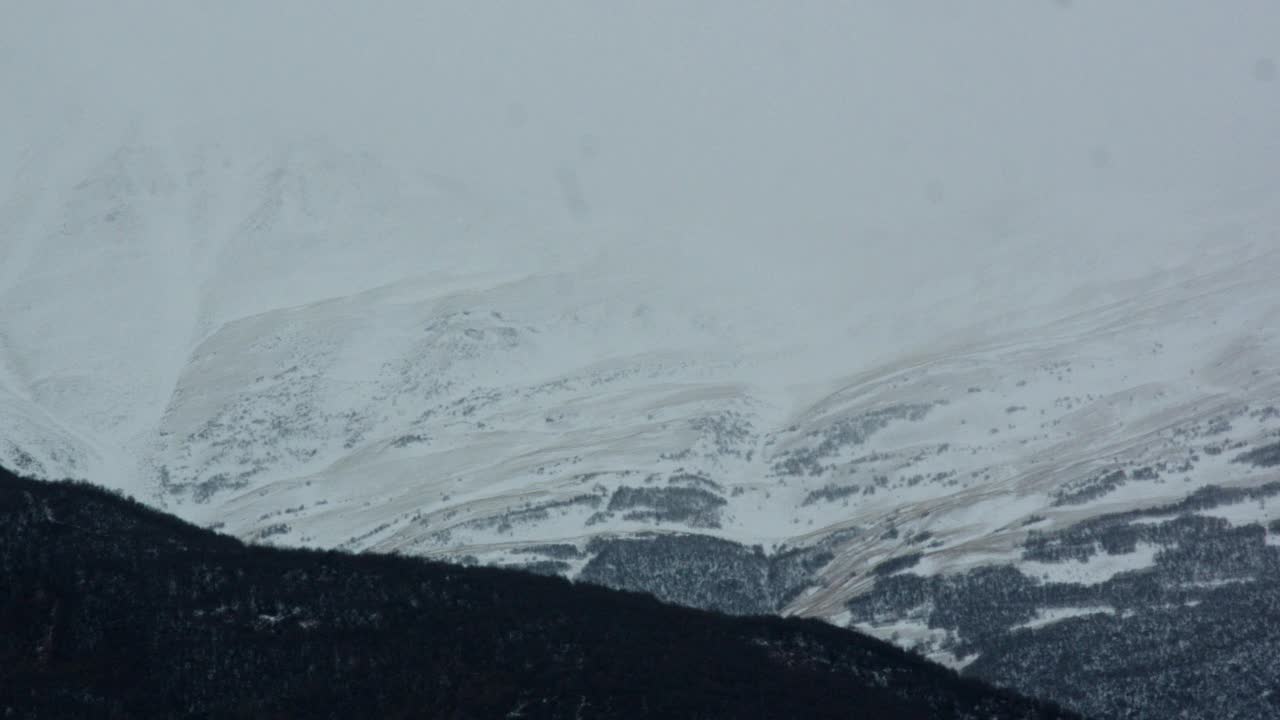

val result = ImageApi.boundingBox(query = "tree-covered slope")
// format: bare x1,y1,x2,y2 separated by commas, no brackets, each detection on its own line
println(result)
0,465,1076,719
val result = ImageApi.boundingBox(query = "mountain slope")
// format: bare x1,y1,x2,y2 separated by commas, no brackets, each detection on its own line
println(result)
3,136,1280,718
0,465,1078,719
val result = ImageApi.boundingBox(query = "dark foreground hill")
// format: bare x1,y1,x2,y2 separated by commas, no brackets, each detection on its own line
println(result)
0,467,1078,720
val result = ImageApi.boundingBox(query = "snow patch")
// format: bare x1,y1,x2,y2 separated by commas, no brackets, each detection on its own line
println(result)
1012,606,1116,631
1022,542,1161,586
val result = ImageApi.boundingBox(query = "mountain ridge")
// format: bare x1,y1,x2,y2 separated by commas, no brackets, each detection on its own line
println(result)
0,464,1079,719
3,136,1278,719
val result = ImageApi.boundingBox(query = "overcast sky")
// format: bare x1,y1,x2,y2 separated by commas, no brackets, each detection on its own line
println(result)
3,1,1279,360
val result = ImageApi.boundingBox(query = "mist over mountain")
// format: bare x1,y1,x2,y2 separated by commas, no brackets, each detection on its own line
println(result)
3,3,1280,718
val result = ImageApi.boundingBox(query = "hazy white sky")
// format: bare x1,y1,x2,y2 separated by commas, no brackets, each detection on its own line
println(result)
3,1,1279,360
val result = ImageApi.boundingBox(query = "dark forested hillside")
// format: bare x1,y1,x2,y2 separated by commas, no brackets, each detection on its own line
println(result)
0,466,1076,719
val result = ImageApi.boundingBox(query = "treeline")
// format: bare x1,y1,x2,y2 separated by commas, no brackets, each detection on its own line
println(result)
0,465,1075,719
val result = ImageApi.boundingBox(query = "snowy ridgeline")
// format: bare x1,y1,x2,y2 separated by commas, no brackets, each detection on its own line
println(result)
2,172,1279,622
0,131,1278,720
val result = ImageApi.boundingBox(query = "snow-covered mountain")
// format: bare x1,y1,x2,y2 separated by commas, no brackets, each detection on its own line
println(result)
5,3,1280,717
3,130,1278,623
